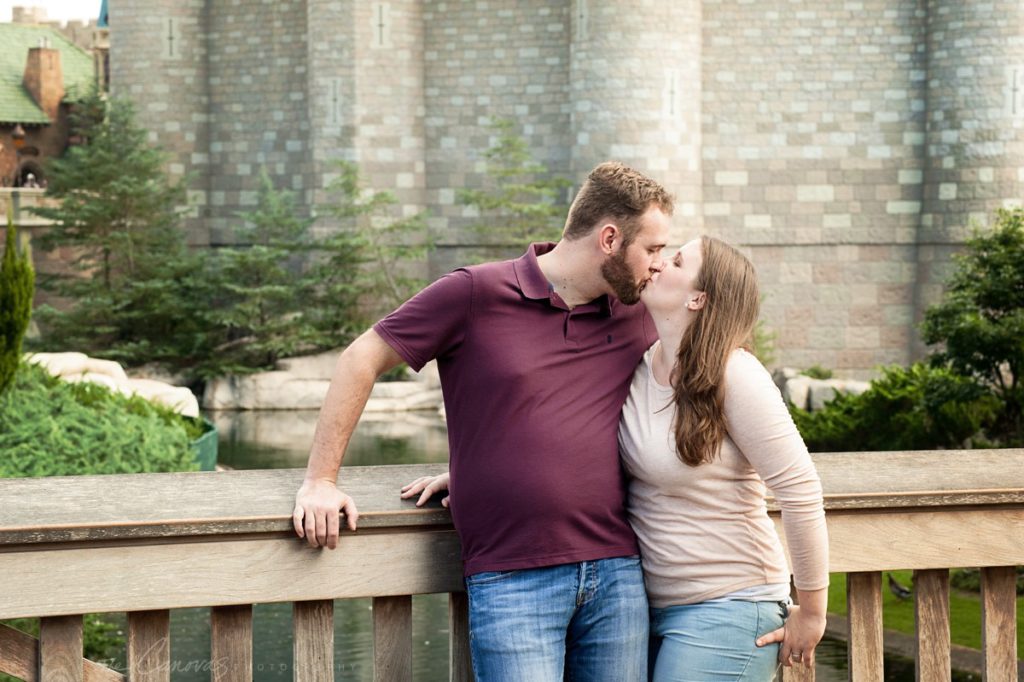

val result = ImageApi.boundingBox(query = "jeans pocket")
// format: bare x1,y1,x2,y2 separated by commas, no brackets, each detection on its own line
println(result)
778,599,791,620
465,569,519,587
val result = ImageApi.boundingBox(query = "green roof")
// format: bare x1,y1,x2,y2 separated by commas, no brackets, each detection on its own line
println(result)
0,24,95,125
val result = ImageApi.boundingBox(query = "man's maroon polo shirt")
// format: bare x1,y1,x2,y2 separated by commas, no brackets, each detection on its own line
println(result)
373,243,657,576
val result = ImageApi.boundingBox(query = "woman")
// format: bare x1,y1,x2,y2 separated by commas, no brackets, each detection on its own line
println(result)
618,236,828,680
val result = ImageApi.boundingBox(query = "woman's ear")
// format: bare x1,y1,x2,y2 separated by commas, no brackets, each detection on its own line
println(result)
687,292,707,311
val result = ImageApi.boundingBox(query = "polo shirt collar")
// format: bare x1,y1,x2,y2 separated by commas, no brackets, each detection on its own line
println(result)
513,242,617,316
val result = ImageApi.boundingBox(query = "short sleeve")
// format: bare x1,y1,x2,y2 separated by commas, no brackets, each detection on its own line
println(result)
372,269,472,372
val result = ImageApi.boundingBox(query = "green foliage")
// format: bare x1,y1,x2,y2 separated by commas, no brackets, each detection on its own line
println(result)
922,207,1024,444
30,92,431,379
0,212,35,393
198,169,318,376
791,363,998,452
0,362,198,477
950,567,1024,595
801,364,833,380
312,159,432,333
457,118,570,257
29,85,203,372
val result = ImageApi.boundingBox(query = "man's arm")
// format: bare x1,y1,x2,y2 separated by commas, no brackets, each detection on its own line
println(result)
293,328,404,549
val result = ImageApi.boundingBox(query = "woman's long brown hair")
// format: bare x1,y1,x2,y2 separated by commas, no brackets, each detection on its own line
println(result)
670,236,761,466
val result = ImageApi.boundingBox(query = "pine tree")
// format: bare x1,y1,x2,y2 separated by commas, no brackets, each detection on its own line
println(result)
0,211,35,393
457,118,571,258
30,85,200,370
311,160,431,341
202,168,318,374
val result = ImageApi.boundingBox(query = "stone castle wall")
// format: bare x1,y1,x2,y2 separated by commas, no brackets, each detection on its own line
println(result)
107,0,1024,376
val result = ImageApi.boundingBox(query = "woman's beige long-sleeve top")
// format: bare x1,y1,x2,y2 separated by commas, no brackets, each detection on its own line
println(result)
618,345,829,608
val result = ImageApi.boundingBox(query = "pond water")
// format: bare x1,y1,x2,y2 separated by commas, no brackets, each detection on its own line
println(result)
151,409,974,681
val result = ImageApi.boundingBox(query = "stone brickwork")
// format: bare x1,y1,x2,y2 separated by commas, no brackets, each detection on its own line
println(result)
109,0,210,244
204,0,313,243
702,0,928,374
106,0,1024,376
422,0,573,270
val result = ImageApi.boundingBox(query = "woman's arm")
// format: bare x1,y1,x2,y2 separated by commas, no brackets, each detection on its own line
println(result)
755,587,827,668
722,350,830,666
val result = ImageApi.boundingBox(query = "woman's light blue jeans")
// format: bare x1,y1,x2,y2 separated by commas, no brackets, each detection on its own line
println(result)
649,599,789,681
464,556,649,681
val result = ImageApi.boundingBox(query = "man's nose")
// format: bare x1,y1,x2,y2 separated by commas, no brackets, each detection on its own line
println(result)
651,256,666,272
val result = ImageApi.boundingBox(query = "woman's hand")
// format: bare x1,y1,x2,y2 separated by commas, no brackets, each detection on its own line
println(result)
755,587,827,668
400,472,451,507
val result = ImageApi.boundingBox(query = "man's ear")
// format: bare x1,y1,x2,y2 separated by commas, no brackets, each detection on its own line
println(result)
687,292,707,311
599,223,620,255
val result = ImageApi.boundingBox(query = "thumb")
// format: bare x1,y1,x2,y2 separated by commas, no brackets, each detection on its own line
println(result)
755,625,785,647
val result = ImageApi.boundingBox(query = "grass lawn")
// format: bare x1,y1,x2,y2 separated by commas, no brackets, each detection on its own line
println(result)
826,570,1024,655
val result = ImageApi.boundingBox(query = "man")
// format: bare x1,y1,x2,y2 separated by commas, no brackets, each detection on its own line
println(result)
293,161,673,681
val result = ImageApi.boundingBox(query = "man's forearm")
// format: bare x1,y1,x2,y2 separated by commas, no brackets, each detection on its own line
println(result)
303,330,404,483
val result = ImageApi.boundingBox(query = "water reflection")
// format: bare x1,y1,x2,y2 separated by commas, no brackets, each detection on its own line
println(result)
211,409,450,469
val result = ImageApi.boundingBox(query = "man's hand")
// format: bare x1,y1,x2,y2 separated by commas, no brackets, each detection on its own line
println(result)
293,478,360,549
400,472,450,508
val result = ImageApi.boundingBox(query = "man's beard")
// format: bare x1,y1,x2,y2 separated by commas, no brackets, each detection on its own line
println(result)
601,250,643,305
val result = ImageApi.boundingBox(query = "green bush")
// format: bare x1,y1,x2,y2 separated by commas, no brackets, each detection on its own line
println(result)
922,207,1024,444
801,364,833,380
0,214,35,393
0,362,198,478
950,567,1024,595
791,363,998,452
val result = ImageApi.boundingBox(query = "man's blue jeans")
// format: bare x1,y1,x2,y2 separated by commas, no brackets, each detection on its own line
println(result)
464,556,648,681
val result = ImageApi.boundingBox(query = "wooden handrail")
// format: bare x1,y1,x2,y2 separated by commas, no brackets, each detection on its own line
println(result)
1,451,1022,681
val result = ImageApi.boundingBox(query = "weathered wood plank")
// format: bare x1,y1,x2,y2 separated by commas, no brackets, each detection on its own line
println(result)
980,565,1017,681
847,572,883,682
774,507,1024,574
0,622,38,681
83,659,125,682
294,600,333,682
0,530,463,619
0,464,452,545
127,610,170,682
449,591,472,682
3,452,1023,545
914,569,950,681
373,595,412,682
1,622,123,682
211,604,253,682
39,615,83,682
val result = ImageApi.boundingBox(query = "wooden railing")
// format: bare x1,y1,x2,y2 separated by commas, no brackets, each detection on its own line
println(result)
0,451,1021,681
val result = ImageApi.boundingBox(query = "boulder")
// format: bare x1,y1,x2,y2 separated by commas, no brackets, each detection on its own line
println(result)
26,352,199,418
276,350,341,380
204,363,445,412
123,378,200,418
203,373,330,411
781,376,813,410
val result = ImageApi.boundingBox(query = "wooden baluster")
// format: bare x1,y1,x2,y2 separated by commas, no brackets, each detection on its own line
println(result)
211,604,253,682
39,615,83,682
449,591,473,682
980,566,1017,681
847,571,883,682
294,600,334,682
0,623,38,682
373,595,412,682
127,610,170,682
914,569,950,681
